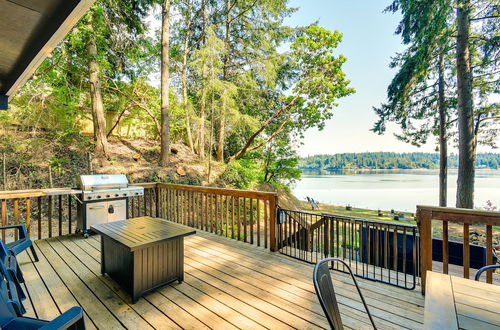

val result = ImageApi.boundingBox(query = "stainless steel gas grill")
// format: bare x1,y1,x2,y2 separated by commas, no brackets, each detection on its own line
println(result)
76,174,144,238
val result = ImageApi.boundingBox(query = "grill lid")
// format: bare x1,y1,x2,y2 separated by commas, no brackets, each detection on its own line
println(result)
78,174,129,191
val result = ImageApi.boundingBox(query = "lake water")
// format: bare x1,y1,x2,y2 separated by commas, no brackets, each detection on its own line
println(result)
292,169,500,212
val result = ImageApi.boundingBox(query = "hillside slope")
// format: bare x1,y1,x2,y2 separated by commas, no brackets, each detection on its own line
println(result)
0,129,225,189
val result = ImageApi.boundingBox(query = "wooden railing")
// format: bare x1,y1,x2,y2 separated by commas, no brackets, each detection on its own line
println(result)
0,188,80,242
128,182,160,219
154,183,278,251
0,183,279,251
417,205,500,293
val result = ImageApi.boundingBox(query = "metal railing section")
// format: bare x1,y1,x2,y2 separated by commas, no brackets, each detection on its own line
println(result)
277,208,418,290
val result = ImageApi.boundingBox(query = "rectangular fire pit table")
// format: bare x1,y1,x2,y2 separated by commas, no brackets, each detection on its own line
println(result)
91,216,196,303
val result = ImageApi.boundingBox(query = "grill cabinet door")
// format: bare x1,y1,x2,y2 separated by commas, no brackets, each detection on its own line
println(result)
107,199,127,222
86,202,108,227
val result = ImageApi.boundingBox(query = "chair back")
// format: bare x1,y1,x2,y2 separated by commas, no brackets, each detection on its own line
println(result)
0,272,19,326
0,241,25,315
313,259,344,329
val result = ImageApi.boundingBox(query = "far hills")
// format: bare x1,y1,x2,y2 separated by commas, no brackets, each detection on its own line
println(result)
299,152,500,170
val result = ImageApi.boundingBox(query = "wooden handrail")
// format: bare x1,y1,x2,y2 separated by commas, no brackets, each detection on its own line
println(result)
0,188,79,199
417,205,500,294
129,182,158,189
156,183,278,200
417,205,500,225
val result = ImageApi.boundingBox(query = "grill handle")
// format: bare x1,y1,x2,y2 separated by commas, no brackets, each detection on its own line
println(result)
88,205,105,210
108,205,114,214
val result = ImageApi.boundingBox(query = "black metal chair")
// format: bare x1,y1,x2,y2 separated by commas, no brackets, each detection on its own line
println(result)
475,264,500,281
313,258,376,329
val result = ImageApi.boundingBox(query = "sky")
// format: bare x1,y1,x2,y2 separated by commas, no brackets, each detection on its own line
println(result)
286,0,498,157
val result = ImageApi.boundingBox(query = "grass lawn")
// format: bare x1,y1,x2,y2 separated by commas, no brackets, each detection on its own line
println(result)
298,201,416,225
297,201,500,242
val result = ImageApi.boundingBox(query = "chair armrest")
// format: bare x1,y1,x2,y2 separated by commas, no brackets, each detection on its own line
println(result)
38,307,84,330
0,225,28,239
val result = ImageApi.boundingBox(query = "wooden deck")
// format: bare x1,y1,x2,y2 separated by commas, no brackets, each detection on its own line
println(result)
17,230,425,329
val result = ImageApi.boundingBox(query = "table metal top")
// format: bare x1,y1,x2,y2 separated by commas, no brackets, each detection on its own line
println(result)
91,217,196,251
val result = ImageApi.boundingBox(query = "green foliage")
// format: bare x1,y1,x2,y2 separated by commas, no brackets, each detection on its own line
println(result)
373,0,454,145
219,159,260,189
263,138,301,185
290,26,355,131
374,0,499,147
50,157,71,175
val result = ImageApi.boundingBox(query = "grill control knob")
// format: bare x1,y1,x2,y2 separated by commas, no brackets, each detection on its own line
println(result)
106,194,111,198
123,193,127,197
135,192,139,195
97,195,101,199
87,196,92,200
115,194,119,197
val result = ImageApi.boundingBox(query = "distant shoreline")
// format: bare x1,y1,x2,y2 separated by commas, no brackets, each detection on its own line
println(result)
299,152,500,171
299,167,500,172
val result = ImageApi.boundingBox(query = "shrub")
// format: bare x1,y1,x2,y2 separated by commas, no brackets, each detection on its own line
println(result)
219,159,260,189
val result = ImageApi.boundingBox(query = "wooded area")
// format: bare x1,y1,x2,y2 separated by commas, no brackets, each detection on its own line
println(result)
0,0,497,208
300,152,500,171
0,0,355,191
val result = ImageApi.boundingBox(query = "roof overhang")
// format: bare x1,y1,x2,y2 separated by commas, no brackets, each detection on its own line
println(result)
0,0,95,109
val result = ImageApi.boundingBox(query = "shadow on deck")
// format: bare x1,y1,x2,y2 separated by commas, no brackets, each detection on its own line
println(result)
18,230,424,329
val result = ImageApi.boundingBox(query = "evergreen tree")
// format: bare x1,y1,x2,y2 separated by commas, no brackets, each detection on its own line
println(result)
375,0,499,208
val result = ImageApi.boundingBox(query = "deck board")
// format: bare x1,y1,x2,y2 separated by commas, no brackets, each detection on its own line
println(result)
17,230,424,329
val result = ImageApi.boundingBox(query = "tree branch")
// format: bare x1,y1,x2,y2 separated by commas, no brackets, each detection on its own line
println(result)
229,0,258,24
229,93,301,161
107,105,132,137
244,119,289,154
470,15,499,21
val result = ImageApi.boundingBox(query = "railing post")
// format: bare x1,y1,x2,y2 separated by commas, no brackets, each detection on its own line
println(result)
26,198,31,238
417,206,432,294
269,194,278,252
1,199,5,241
13,198,19,240
155,185,160,218
48,195,53,238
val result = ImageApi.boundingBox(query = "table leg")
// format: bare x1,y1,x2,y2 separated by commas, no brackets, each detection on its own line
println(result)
178,237,184,283
100,236,105,275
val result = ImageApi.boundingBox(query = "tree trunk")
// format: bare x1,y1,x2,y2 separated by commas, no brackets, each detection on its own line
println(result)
456,0,475,209
87,19,109,157
181,50,194,153
438,53,448,207
217,94,227,161
202,0,208,44
207,103,214,183
199,91,206,160
159,0,171,166
181,3,194,153
217,0,232,162
198,0,208,160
